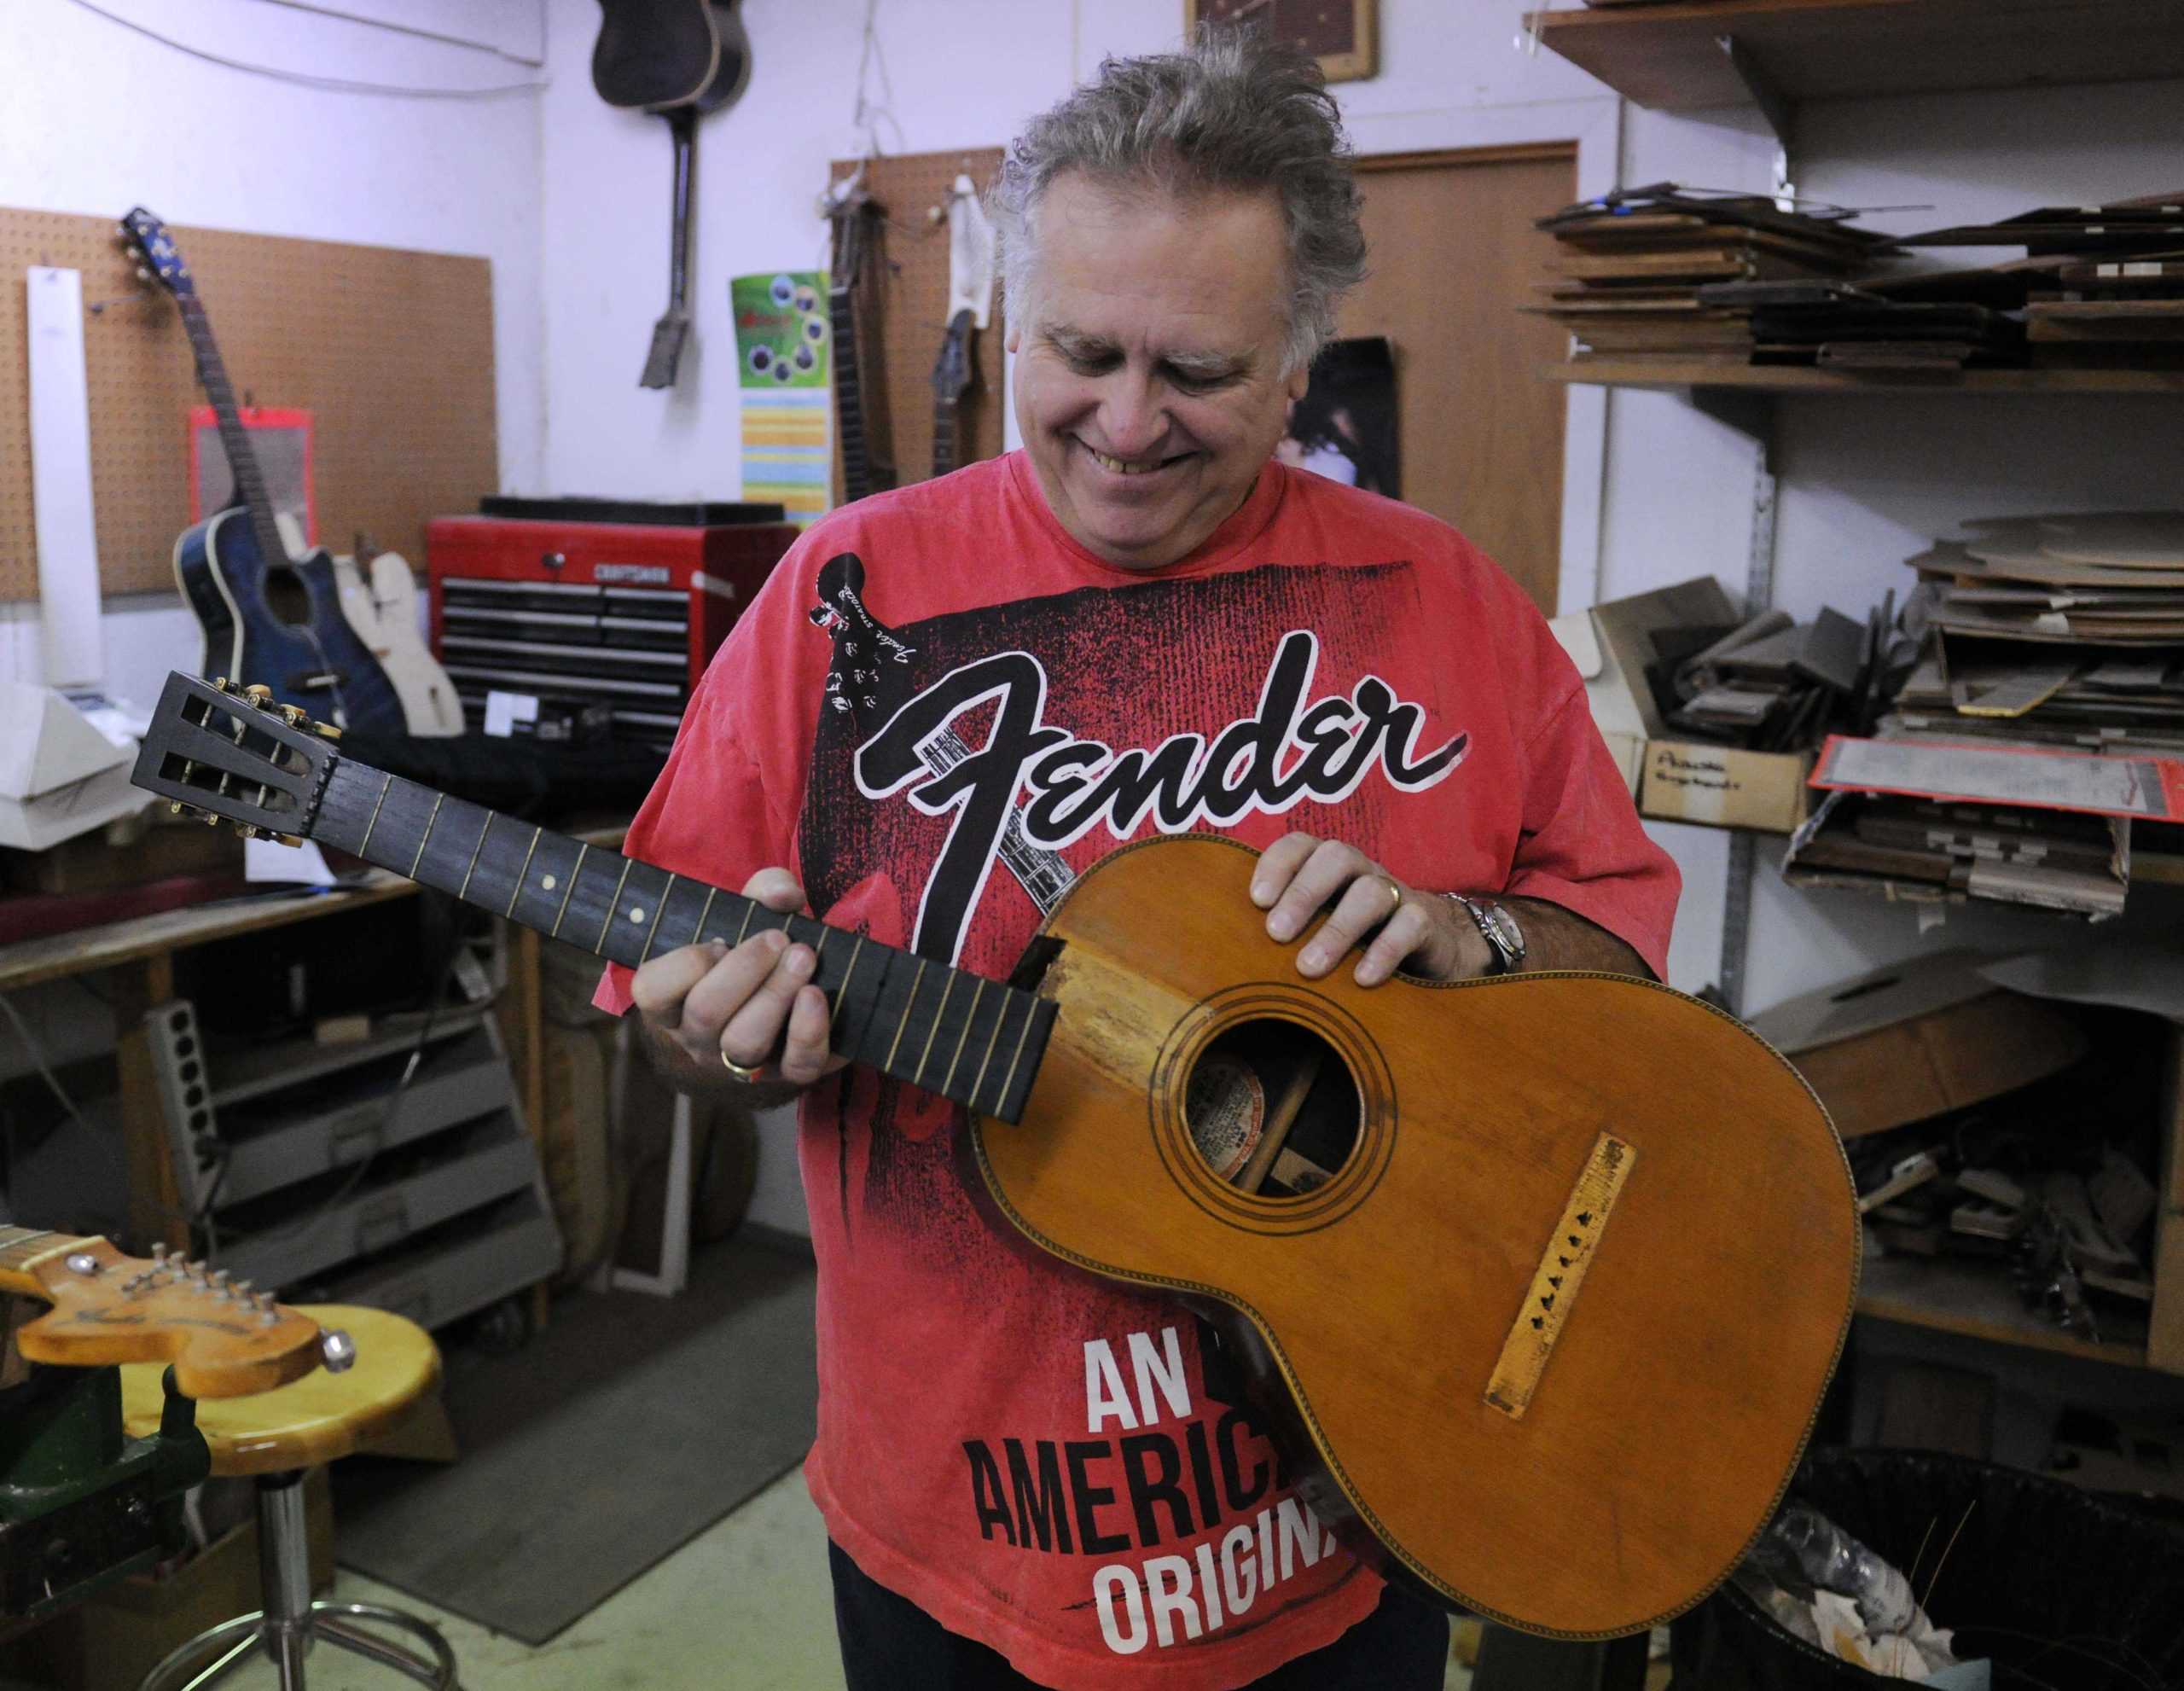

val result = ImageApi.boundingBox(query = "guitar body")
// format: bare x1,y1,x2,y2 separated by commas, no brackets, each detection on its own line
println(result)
331,550,464,736
975,834,1860,1639
593,0,750,113
175,508,406,734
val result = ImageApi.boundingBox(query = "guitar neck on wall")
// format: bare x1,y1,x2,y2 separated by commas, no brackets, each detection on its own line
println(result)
929,308,974,479
828,189,895,503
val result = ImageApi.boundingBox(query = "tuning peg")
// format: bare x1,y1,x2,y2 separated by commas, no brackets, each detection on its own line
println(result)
272,833,305,848
233,823,260,840
321,1329,357,1373
244,683,274,706
278,704,306,727
311,722,342,741
151,1243,169,1264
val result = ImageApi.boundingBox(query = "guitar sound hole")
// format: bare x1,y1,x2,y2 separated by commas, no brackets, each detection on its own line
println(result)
1183,1022,1360,1198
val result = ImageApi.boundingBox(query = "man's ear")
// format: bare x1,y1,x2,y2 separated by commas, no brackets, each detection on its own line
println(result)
1285,362,1312,405
1006,323,1022,354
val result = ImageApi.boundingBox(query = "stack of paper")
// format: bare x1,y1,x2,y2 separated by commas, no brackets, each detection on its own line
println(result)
1526,183,1893,363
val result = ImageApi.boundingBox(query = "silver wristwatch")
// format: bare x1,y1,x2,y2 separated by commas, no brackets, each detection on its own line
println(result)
1451,895,1525,976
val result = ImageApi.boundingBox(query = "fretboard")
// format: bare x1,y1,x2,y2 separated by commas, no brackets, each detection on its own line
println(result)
832,281,881,502
310,760,1054,1123
177,294,289,572
932,396,959,479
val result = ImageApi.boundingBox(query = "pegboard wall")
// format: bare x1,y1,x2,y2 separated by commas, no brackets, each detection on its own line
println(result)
1,206,497,603
828,148,1006,500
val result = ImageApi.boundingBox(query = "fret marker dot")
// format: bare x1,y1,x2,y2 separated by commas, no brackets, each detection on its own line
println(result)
542,875,556,891
630,907,646,923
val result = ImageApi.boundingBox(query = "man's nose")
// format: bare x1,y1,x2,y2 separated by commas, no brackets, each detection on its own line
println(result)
1095,369,1166,457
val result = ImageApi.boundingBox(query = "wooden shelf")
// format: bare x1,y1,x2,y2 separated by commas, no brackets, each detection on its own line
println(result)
1530,2,2184,112
1858,1252,2155,1370
1545,361,2184,395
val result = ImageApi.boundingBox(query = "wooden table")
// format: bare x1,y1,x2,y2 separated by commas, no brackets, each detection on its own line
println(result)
0,823,626,1309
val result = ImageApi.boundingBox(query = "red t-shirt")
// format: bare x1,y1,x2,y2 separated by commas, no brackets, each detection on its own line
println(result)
597,454,1678,1689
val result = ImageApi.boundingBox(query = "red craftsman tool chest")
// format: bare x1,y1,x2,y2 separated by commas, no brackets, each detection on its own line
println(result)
426,500,799,745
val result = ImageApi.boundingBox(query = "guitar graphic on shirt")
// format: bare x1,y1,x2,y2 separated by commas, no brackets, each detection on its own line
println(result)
807,552,1076,915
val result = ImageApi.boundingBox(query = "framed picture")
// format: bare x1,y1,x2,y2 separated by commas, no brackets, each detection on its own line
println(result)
1186,0,1378,84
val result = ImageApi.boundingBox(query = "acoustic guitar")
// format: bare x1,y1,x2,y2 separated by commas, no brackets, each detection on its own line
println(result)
120,209,407,737
132,670,1859,1639
0,1224,342,1398
591,0,753,387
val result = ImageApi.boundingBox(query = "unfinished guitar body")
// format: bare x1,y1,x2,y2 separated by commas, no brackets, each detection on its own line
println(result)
973,834,1859,1640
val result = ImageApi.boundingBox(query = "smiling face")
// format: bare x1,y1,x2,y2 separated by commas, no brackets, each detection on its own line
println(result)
1008,173,1310,571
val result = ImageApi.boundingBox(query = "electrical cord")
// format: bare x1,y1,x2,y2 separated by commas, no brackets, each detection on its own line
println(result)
60,0,549,99
240,0,545,67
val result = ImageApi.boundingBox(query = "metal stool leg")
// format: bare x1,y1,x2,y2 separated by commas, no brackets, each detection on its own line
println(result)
139,1470,460,1691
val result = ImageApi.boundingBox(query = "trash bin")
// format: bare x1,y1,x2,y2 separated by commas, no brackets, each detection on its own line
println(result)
1670,1447,2184,1690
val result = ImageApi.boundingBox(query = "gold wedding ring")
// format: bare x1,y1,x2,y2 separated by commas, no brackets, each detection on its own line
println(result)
720,1049,764,1082
1380,874,1404,915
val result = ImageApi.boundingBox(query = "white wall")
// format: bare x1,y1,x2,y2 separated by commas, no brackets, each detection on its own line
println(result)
0,0,548,700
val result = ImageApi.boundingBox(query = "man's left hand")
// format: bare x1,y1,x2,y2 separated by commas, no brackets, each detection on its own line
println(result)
1248,831,1490,985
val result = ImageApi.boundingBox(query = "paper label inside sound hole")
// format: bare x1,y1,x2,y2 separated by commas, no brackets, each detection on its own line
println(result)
1185,1055,1265,1180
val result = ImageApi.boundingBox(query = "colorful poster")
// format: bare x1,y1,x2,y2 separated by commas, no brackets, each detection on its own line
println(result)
734,270,833,526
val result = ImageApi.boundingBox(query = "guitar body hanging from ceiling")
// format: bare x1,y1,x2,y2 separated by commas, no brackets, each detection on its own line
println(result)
591,0,754,388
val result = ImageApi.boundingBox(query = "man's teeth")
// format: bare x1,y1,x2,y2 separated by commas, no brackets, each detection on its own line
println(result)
1090,448,1166,475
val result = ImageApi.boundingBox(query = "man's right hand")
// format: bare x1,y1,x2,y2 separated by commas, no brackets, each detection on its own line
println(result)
628,868,848,1092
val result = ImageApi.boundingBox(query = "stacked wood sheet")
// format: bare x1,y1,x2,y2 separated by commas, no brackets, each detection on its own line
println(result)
1891,514,2184,756
1526,184,1892,363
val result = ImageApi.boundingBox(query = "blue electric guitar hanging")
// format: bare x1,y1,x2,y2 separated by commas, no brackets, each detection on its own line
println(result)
120,208,405,734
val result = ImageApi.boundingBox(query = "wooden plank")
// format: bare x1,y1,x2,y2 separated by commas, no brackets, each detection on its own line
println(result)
1546,360,2184,393
1531,1,2184,111
1858,1252,2151,1369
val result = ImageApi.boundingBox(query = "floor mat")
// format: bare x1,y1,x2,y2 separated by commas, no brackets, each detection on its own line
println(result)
331,1234,818,1644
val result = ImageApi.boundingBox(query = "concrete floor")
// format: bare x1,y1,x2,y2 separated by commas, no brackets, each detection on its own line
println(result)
203,1465,1483,1689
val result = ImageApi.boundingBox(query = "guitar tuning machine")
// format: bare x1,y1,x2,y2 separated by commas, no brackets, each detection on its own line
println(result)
243,683,274,706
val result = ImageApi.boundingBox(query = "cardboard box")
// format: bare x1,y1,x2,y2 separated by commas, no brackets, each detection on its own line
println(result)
0,1468,333,1691
1746,950,2089,1140
1553,578,1811,830
1641,740,1814,833
0,683,148,851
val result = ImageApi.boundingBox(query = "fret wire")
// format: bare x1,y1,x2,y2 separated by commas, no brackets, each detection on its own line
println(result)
358,771,394,857
970,990,1010,1116
831,934,866,1037
885,960,927,1072
408,793,445,878
457,812,493,903
508,827,543,918
551,843,590,938
942,978,985,1097
640,873,677,962
598,858,636,951
913,974,956,1087
996,997,1040,1118
734,902,755,945
696,886,719,944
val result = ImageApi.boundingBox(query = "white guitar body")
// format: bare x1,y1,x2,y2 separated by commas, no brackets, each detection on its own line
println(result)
332,550,464,736
270,512,462,736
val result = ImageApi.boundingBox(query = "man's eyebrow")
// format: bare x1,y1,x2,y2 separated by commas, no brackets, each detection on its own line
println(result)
1041,323,1252,378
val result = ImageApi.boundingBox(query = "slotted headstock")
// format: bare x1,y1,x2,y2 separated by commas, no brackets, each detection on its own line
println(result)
131,671,342,844
119,206,194,299
3,1235,340,1398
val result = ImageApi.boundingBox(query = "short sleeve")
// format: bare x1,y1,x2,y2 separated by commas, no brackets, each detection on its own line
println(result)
1502,684,1680,979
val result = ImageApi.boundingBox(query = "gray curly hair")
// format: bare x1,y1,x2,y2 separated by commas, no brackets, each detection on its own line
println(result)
990,27,1368,375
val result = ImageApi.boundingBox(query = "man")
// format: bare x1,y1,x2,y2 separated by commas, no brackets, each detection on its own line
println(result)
597,28,1679,1690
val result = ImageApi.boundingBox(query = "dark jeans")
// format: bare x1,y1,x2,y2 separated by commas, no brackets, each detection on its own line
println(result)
828,1540,1449,1690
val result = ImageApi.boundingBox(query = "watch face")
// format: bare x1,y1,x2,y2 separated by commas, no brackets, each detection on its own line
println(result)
1484,905,1523,954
